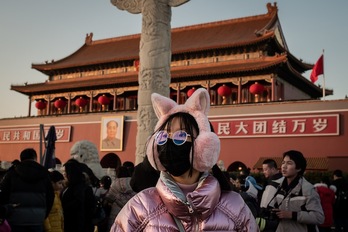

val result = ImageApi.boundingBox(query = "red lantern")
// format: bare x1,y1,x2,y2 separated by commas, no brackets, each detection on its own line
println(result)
98,95,110,105
75,97,87,108
217,85,232,97
54,98,66,109
187,87,196,97
35,100,46,110
249,82,264,95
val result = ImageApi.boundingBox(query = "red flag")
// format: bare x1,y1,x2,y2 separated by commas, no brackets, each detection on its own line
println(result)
310,55,324,83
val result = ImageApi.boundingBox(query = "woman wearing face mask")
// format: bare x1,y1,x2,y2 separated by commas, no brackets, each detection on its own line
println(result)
110,88,258,232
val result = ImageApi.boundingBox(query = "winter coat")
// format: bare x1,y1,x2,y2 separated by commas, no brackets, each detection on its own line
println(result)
314,183,335,228
0,160,54,226
274,177,324,232
61,182,95,232
110,171,258,232
44,191,64,232
332,177,348,218
104,177,136,231
260,173,284,208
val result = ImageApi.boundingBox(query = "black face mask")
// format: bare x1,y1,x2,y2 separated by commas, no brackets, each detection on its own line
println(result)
157,138,192,177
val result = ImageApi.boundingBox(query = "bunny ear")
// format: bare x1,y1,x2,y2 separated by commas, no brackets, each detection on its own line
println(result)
151,93,178,119
185,88,210,115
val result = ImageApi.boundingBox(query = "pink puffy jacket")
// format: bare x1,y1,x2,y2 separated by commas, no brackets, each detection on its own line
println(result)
110,172,258,231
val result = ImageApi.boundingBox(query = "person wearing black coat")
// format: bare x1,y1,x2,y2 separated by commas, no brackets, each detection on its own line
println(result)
60,159,95,232
0,148,54,232
332,169,348,232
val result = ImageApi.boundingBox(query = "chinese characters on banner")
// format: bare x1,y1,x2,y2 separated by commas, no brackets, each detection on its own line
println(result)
0,114,340,142
0,126,71,143
211,114,339,138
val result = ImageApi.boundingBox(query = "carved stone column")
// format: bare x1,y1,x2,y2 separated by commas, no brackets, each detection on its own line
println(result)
111,0,190,164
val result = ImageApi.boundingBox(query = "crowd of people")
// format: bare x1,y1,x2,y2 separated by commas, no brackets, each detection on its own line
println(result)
0,88,347,232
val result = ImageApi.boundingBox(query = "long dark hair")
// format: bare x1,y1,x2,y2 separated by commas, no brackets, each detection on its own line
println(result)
64,159,85,186
209,122,232,191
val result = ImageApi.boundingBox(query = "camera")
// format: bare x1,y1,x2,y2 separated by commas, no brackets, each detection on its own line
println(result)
260,207,279,221
257,207,280,231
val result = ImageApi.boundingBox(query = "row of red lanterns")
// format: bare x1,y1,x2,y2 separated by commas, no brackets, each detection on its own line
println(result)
186,82,264,97
35,83,265,110
35,95,112,110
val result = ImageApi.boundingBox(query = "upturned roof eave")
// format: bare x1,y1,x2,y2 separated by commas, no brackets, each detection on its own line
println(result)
31,32,277,77
31,3,279,73
12,55,289,96
282,61,325,98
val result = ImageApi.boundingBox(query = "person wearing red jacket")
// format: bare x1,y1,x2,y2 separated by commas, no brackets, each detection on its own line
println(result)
314,177,336,232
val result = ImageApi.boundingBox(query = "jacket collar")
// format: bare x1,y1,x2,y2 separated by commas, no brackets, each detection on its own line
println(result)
157,171,220,221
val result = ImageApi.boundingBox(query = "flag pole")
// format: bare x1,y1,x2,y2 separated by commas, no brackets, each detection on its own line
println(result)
40,124,44,165
322,49,325,100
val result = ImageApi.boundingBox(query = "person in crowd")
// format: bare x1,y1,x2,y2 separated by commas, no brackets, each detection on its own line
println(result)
332,169,348,232
228,172,242,191
257,159,284,231
0,160,20,183
129,155,160,193
60,159,95,232
260,158,284,209
100,152,122,180
104,166,136,231
70,140,105,179
0,160,20,182
0,203,18,232
245,176,263,200
240,175,263,218
44,170,65,232
314,176,336,232
0,167,6,183
110,88,258,231
94,175,112,232
235,169,262,211
0,148,54,232
78,162,100,191
217,159,226,171
95,175,112,198
262,159,281,180
272,150,324,232
122,161,135,177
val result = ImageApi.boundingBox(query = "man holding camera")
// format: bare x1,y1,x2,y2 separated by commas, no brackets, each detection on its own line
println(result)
272,150,324,232
257,152,324,231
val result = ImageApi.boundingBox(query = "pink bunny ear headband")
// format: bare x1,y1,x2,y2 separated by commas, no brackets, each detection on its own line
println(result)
146,88,220,172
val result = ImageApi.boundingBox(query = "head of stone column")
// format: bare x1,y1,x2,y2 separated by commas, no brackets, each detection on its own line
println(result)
168,0,190,7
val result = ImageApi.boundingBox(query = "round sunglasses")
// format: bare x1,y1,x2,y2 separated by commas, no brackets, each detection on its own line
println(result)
155,130,191,146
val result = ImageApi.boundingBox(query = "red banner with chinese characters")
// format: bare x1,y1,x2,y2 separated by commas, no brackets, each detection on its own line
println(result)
0,126,71,143
210,114,339,138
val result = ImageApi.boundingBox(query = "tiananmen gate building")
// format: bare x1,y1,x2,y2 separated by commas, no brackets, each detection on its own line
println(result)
1,3,347,172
